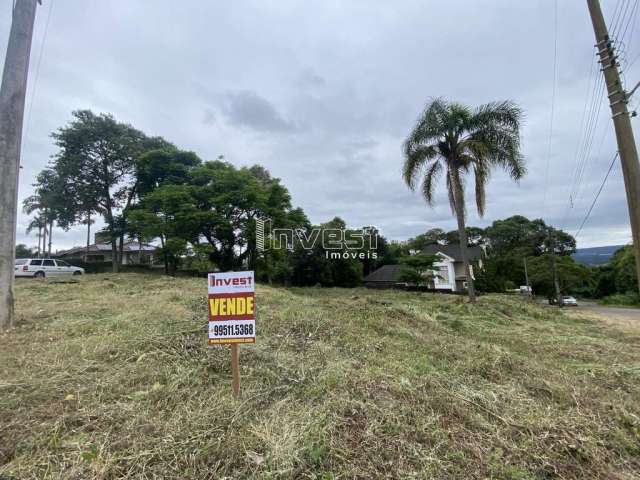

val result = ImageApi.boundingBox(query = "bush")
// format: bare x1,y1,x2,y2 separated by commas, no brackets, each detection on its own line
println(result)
600,291,640,306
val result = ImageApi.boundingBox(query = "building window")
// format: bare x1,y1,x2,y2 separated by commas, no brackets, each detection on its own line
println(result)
437,266,449,284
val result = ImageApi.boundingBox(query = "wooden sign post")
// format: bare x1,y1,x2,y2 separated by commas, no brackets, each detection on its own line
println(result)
230,344,240,397
207,271,256,398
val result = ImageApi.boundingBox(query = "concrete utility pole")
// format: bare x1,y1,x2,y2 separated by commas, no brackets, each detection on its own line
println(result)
587,0,640,293
0,0,39,330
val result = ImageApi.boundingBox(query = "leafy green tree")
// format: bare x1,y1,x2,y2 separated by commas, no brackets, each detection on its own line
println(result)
15,244,33,258
378,240,408,266
443,226,486,246
255,207,310,284
485,215,575,257
398,254,437,286
136,148,201,196
188,160,302,271
526,254,590,298
403,98,525,302
610,245,637,293
50,110,170,272
128,184,199,275
475,216,577,293
406,228,445,251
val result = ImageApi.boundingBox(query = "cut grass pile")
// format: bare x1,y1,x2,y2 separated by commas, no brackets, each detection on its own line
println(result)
1,274,639,479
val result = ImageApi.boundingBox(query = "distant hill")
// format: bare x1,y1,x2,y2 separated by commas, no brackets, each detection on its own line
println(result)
572,245,625,266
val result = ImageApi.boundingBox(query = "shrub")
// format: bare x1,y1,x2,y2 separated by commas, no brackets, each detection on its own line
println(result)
600,291,640,306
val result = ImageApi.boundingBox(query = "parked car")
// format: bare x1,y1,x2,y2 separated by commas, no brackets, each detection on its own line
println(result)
519,285,532,295
547,296,578,306
14,258,85,278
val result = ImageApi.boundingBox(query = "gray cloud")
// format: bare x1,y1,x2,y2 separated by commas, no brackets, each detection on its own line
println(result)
219,90,296,132
296,68,326,89
2,0,638,252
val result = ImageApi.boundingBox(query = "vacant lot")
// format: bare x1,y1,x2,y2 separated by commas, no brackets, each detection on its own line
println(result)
1,275,639,479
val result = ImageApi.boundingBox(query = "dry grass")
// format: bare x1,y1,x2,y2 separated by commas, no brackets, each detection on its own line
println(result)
1,274,639,479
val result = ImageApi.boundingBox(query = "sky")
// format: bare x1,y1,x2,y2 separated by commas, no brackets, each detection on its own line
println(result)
2,0,640,252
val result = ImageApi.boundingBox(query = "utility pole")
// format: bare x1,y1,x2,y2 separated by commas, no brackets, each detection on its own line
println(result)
587,0,640,294
0,0,39,330
550,249,562,306
547,229,562,306
523,257,531,296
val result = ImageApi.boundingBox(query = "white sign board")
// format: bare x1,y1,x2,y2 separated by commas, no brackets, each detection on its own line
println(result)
207,271,256,344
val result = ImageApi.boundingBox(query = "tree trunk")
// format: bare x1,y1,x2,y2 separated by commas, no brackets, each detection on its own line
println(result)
47,218,53,256
118,231,125,267
110,239,119,272
37,225,41,257
41,222,47,258
107,218,119,273
85,212,91,262
451,169,476,303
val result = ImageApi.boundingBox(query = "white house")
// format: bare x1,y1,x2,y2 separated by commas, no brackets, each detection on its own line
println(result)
363,243,484,291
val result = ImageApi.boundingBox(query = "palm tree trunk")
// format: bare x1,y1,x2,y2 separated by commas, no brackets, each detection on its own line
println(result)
47,219,53,257
37,225,42,257
451,169,476,303
42,222,47,258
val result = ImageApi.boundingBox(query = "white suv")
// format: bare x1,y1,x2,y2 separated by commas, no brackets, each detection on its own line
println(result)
15,258,85,278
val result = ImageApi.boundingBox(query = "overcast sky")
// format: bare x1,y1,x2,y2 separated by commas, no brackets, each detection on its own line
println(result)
2,0,640,251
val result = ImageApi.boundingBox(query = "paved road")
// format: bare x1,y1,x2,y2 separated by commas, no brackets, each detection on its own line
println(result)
576,300,640,319
571,300,640,331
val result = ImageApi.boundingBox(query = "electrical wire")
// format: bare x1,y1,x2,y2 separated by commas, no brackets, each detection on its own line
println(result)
618,0,638,42
22,0,54,153
574,152,619,238
610,0,628,37
560,0,633,231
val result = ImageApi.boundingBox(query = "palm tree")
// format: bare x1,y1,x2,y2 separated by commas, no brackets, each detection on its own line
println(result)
80,214,95,262
26,216,46,257
402,98,525,302
23,194,47,257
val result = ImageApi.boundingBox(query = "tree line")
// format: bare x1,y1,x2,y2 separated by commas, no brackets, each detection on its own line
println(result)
24,110,393,284
403,215,638,303
23,109,634,298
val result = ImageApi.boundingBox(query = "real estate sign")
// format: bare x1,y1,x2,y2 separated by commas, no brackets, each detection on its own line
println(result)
208,271,256,345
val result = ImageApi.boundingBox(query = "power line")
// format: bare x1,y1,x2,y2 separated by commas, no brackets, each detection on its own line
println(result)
622,2,640,72
563,56,606,225
561,0,634,231
610,0,628,36
22,0,54,151
618,0,638,42
575,152,619,238
572,79,606,203
626,51,640,71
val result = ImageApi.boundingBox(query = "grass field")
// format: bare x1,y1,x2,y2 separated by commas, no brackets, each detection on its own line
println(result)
1,274,639,479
